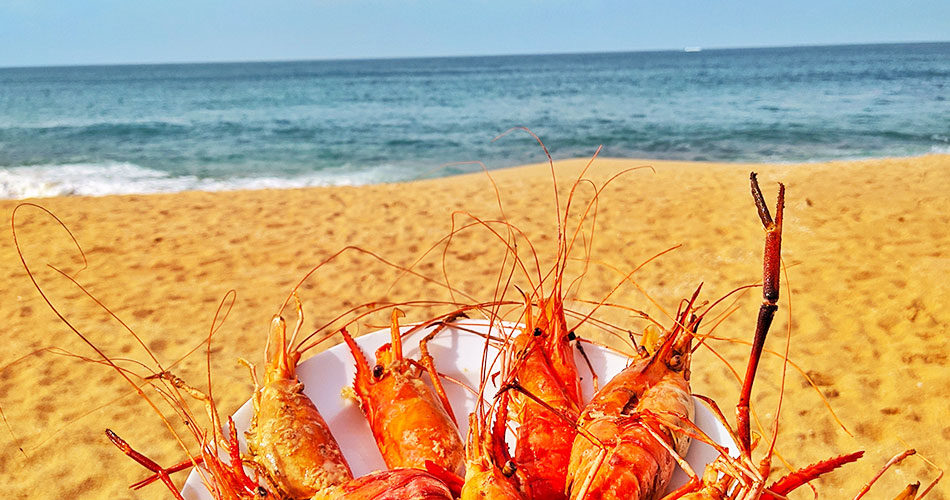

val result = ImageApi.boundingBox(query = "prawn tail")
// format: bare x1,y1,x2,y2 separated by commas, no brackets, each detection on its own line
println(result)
764,450,864,498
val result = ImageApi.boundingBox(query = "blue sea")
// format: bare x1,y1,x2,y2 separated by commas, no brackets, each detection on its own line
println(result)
1,42,947,198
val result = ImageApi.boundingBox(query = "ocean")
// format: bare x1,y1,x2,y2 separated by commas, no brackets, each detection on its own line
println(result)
1,42,947,199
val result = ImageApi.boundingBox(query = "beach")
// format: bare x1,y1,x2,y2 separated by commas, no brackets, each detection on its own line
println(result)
1,154,947,498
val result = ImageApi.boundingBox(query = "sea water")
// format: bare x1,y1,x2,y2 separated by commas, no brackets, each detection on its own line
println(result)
0,42,947,198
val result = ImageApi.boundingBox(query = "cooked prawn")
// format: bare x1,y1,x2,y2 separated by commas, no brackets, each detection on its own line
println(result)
566,293,698,500
242,300,353,499
504,292,584,500
340,308,465,474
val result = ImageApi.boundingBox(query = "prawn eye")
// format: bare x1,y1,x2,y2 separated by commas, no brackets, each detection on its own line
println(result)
533,328,543,337
257,486,268,497
501,460,517,477
566,331,576,341
372,364,384,378
668,354,684,371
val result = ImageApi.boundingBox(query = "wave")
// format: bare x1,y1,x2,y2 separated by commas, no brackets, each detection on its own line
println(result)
0,162,404,200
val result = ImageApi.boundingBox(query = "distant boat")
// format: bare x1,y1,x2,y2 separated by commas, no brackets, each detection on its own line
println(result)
684,46,702,53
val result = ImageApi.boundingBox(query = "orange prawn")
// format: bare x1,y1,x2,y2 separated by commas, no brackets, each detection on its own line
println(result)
565,292,697,500
339,308,465,474
314,468,454,499
485,129,623,500
241,302,353,499
123,330,457,500
109,369,456,500
566,174,789,500
503,291,584,500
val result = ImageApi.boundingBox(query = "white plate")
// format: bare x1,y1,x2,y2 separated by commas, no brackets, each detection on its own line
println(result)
182,319,733,499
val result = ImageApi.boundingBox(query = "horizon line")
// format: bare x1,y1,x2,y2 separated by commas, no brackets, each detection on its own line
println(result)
1,39,947,71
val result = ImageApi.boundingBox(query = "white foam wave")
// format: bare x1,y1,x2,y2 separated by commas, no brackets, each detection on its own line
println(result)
0,162,404,200
0,117,194,130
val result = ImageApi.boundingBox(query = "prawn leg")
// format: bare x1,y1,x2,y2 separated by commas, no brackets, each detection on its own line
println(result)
417,311,470,425
736,172,784,455
106,429,187,500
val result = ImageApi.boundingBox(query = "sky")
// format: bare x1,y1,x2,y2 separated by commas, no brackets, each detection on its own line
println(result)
1,0,948,67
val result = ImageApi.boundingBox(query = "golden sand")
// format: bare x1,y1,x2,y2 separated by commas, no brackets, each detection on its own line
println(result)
2,155,947,498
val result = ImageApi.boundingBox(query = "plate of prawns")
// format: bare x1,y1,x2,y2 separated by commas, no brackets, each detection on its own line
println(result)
180,314,736,500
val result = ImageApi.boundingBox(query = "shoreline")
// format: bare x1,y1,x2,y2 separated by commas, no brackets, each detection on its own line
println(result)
2,154,947,498
3,152,949,201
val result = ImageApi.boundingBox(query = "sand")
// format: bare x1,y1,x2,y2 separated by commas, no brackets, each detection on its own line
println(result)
1,154,947,499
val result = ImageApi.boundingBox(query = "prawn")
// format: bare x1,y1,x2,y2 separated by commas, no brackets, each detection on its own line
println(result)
113,369,456,500
242,299,353,499
566,292,698,500
314,468,454,499
339,307,465,474
124,313,458,500
566,174,784,500
486,129,630,500
504,291,584,500
660,174,864,499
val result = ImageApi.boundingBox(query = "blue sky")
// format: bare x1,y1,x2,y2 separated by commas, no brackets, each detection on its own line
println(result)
1,0,947,67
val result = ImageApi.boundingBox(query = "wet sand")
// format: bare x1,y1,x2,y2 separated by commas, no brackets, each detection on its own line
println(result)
2,154,947,498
